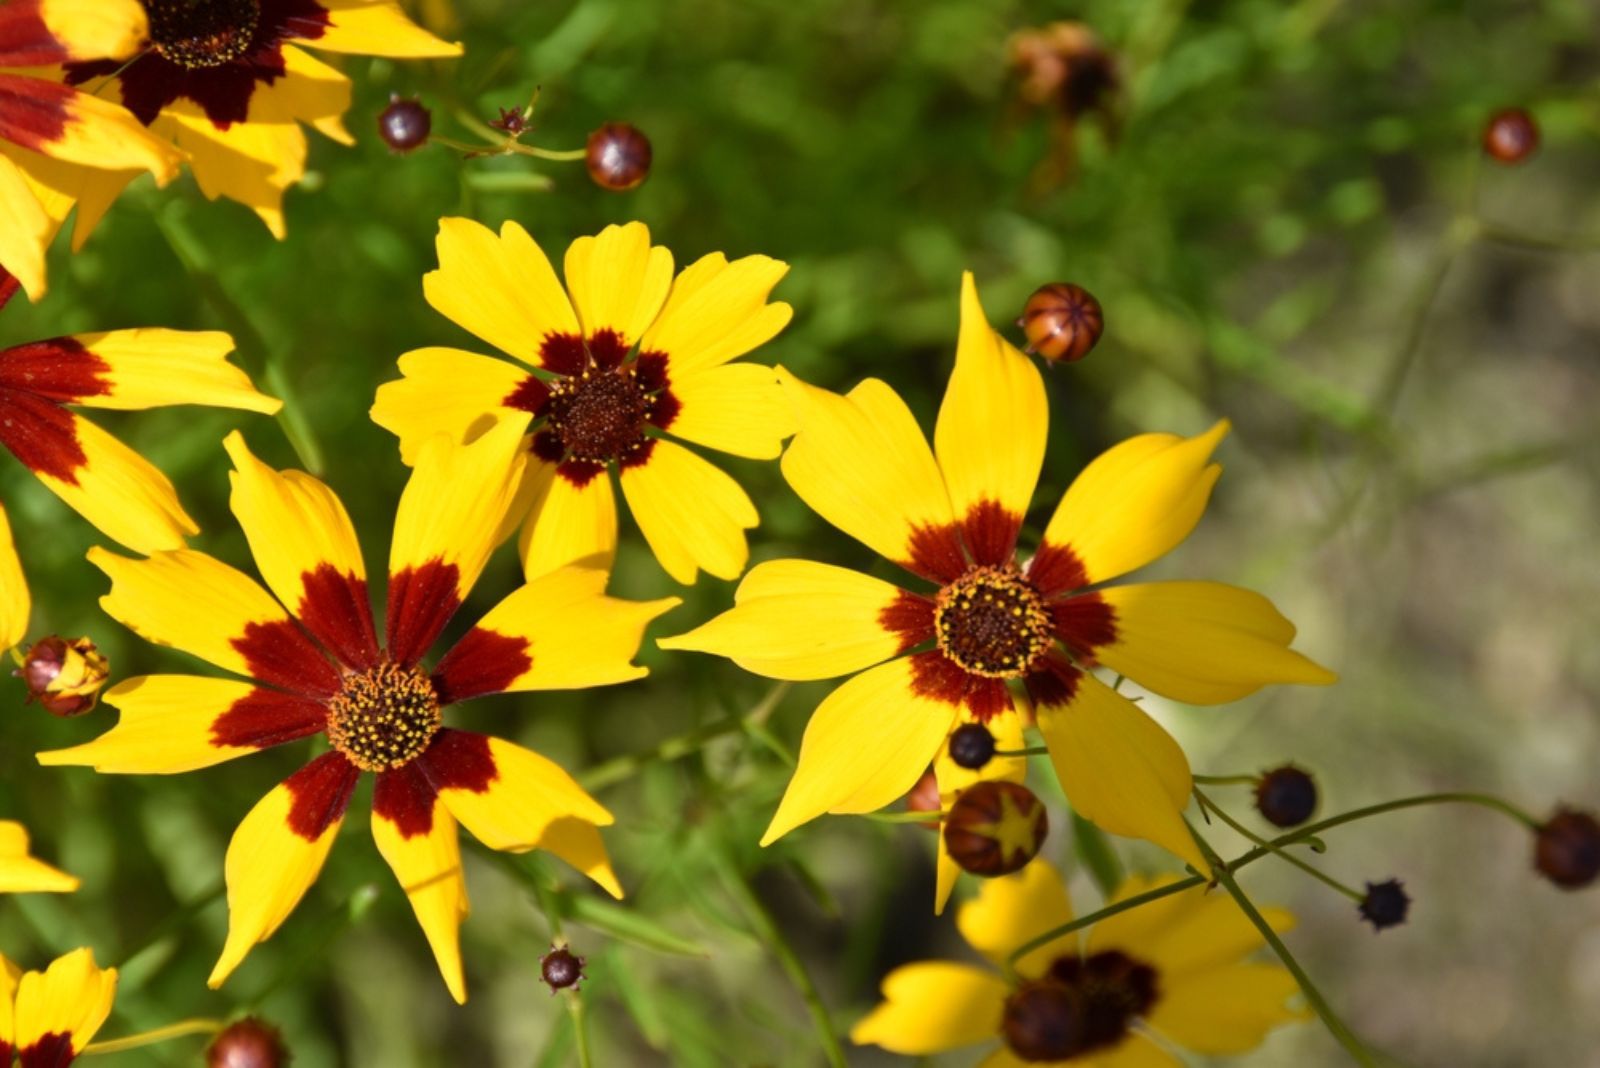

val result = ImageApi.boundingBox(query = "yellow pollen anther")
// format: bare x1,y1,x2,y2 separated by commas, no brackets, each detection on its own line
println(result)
325,661,442,773
933,565,1051,679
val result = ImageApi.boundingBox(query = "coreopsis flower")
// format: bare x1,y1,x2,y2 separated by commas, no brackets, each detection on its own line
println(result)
56,0,460,238
0,820,76,893
14,635,109,716
662,274,1334,874
40,421,676,1002
0,947,116,1066
0,0,179,298
0,267,279,651
371,219,794,585
852,861,1304,1064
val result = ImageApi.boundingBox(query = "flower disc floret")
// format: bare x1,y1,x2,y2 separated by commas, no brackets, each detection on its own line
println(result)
325,661,442,772
934,566,1050,678
545,366,655,464
148,0,263,69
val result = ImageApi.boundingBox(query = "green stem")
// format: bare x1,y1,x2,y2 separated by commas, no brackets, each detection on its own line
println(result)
992,746,1048,758
507,143,587,162
1193,773,1260,786
524,860,595,1067
82,1018,224,1055
581,682,789,790
567,988,594,1068
1070,812,1124,898
1007,877,1201,977
1195,789,1362,902
859,808,945,824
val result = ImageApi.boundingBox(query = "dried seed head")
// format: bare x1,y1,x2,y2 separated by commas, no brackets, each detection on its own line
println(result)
1357,879,1410,931
1483,107,1538,164
378,96,431,153
15,636,109,717
586,122,652,191
948,723,998,771
1534,808,1600,890
1254,765,1317,828
541,945,585,992
1019,283,1103,363
206,1017,290,1068
944,781,1048,876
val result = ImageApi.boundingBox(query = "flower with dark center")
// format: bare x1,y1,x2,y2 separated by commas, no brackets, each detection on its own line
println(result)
378,96,432,153
206,1016,290,1068
1534,808,1600,890
0,949,117,1064
943,780,1047,876
852,861,1303,1062
372,219,794,584
1254,764,1317,828
56,0,459,239
40,421,678,1003
540,945,585,992
947,722,997,770
586,122,652,191
1483,107,1538,164
663,271,1335,881
1357,879,1410,931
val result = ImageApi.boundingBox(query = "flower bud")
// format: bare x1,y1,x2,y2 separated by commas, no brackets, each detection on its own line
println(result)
1534,808,1600,890
1357,878,1409,931
15,636,109,717
540,944,585,992
586,122,652,192
1253,765,1317,828
904,768,942,831
1002,980,1087,1062
944,780,1047,876
206,1017,289,1068
1018,283,1103,364
1482,107,1538,164
947,723,996,771
377,96,431,154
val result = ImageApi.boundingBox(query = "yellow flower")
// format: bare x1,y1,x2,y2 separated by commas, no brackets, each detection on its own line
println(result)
662,273,1335,874
0,821,76,894
40,0,459,239
852,861,1304,1065
0,948,116,1065
39,421,678,1003
372,218,795,585
0,0,180,299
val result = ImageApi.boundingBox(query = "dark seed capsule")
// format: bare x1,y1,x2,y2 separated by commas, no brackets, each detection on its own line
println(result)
586,122,652,191
540,945,585,991
944,780,1048,876
206,1017,290,1068
1357,878,1410,931
1482,107,1538,164
948,723,997,770
1019,283,1103,363
378,96,431,153
1534,808,1600,890
1254,765,1317,828
1003,980,1087,1061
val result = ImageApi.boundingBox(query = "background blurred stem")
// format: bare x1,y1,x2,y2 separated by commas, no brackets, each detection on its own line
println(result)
82,1018,224,1056
581,682,788,790
1070,812,1124,897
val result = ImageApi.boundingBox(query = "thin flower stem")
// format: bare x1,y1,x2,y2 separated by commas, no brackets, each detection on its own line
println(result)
82,1018,225,1055
506,143,587,162
1070,812,1124,898
860,809,946,824
525,860,595,1068
993,746,1049,757
567,989,594,1068
1005,877,1203,979
581,682,789,790
1193,773,1260,786
1194,788,1363,903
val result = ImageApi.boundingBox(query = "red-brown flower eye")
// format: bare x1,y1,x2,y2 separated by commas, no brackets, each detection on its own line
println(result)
1003,980,1087,1062
934,566,1051,679
147,0,263,70
1019,283,1103,364
379,97,432,154
586,122,653,191
943,780,1048,876
545,366,655,463
1483,107,1539,164
325,662,441,773
206,1016,290,1068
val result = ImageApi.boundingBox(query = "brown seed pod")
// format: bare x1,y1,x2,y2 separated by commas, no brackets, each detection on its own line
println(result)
1482,107,1538,165
377,95,431,153
206,1017,290,1068
904,768,942,831
1019,283,1103,363
540,945,585,992
1254,764,1317,828
585,122,652,191
943,780,1047,876
1534,808,1600,889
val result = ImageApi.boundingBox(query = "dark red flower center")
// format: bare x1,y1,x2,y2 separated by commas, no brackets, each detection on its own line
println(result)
544,365,655,464
934,566,1050,678
1004,951,1159,1061
324,661,441,773
147,0,262,69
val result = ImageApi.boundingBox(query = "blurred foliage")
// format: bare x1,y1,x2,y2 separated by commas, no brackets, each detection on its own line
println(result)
2,0,1598,1064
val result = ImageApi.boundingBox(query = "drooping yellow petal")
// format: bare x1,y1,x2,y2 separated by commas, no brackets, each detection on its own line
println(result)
1088,878,1295,979
777,368,961,579
1038,422,1228,587
372,768,470,1004
11,948,116,1058
38,674,326,775
618,438,758,584
159,100,305,238
1034,670,1207,875
371,347,533,465
423,218,579,364
1077,873,1191,959
933,707,1027,914
658,559,917,681
0,152,52,299
210,754,359,989
1094,1035,1185,1068
242,44,354,144
64,330,277,412
0,820,77,893
933,272,1047,558
0,503,28,649
761,657,959,846
1145,963,1305,1055
955,861,1074,979
638,252,792,376
0,952,16,1051
1093,582,1337,705
518,460,618,581
563,222,673,345
849,961,1007,1055
311,0,464,56
666,361,794,459
0,137,133,256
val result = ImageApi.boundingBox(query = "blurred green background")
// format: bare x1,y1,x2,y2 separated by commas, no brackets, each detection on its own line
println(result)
3,0,1598,1063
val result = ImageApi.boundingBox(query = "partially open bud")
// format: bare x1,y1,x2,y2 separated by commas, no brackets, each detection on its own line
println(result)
206,1017,289,1068
904,768,942,831
948,723,997,771
1254,765,1317,828
15,636,109,717
541,944,585,993
377,96,431,154
1019,283,1103,364
1357,878,1410,931
1482,107,1538,164
1534,808,1600,890
586,122,652,191
944,780,1047,876
1002,980,1087,1062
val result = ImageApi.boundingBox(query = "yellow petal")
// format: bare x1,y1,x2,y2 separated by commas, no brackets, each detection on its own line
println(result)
423,218,579,364
1078,873,1191,959
0,72,176,181
312,0,464,56
0,820,77,894
933,707,1027,914
210,754,359,989
61,329,277,412
934,273,1047,564
638,251,792,376
0,138,135,256
246,45,353,145
618,438,757,584
160,101,305,238
1095,582,1337,705
761,657,959,846
1145,963,1305,1055
0,153,52,299
1089,879,1295,979
36,0,147,60
1096,1035,1185,1068
777,368,961,579
658,559,918,681
0,952,16,1050
849,961,1007,1055
955,860,1073,976
518,458,618,581
1037,422,1229,588
371,347,532,465
11,948,116,1057
372,767,470,1004
1034,670,1207,875
38,674,326,774
0,503,29,649
432,565,677,701
563,222,674,346
666,361,794,459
